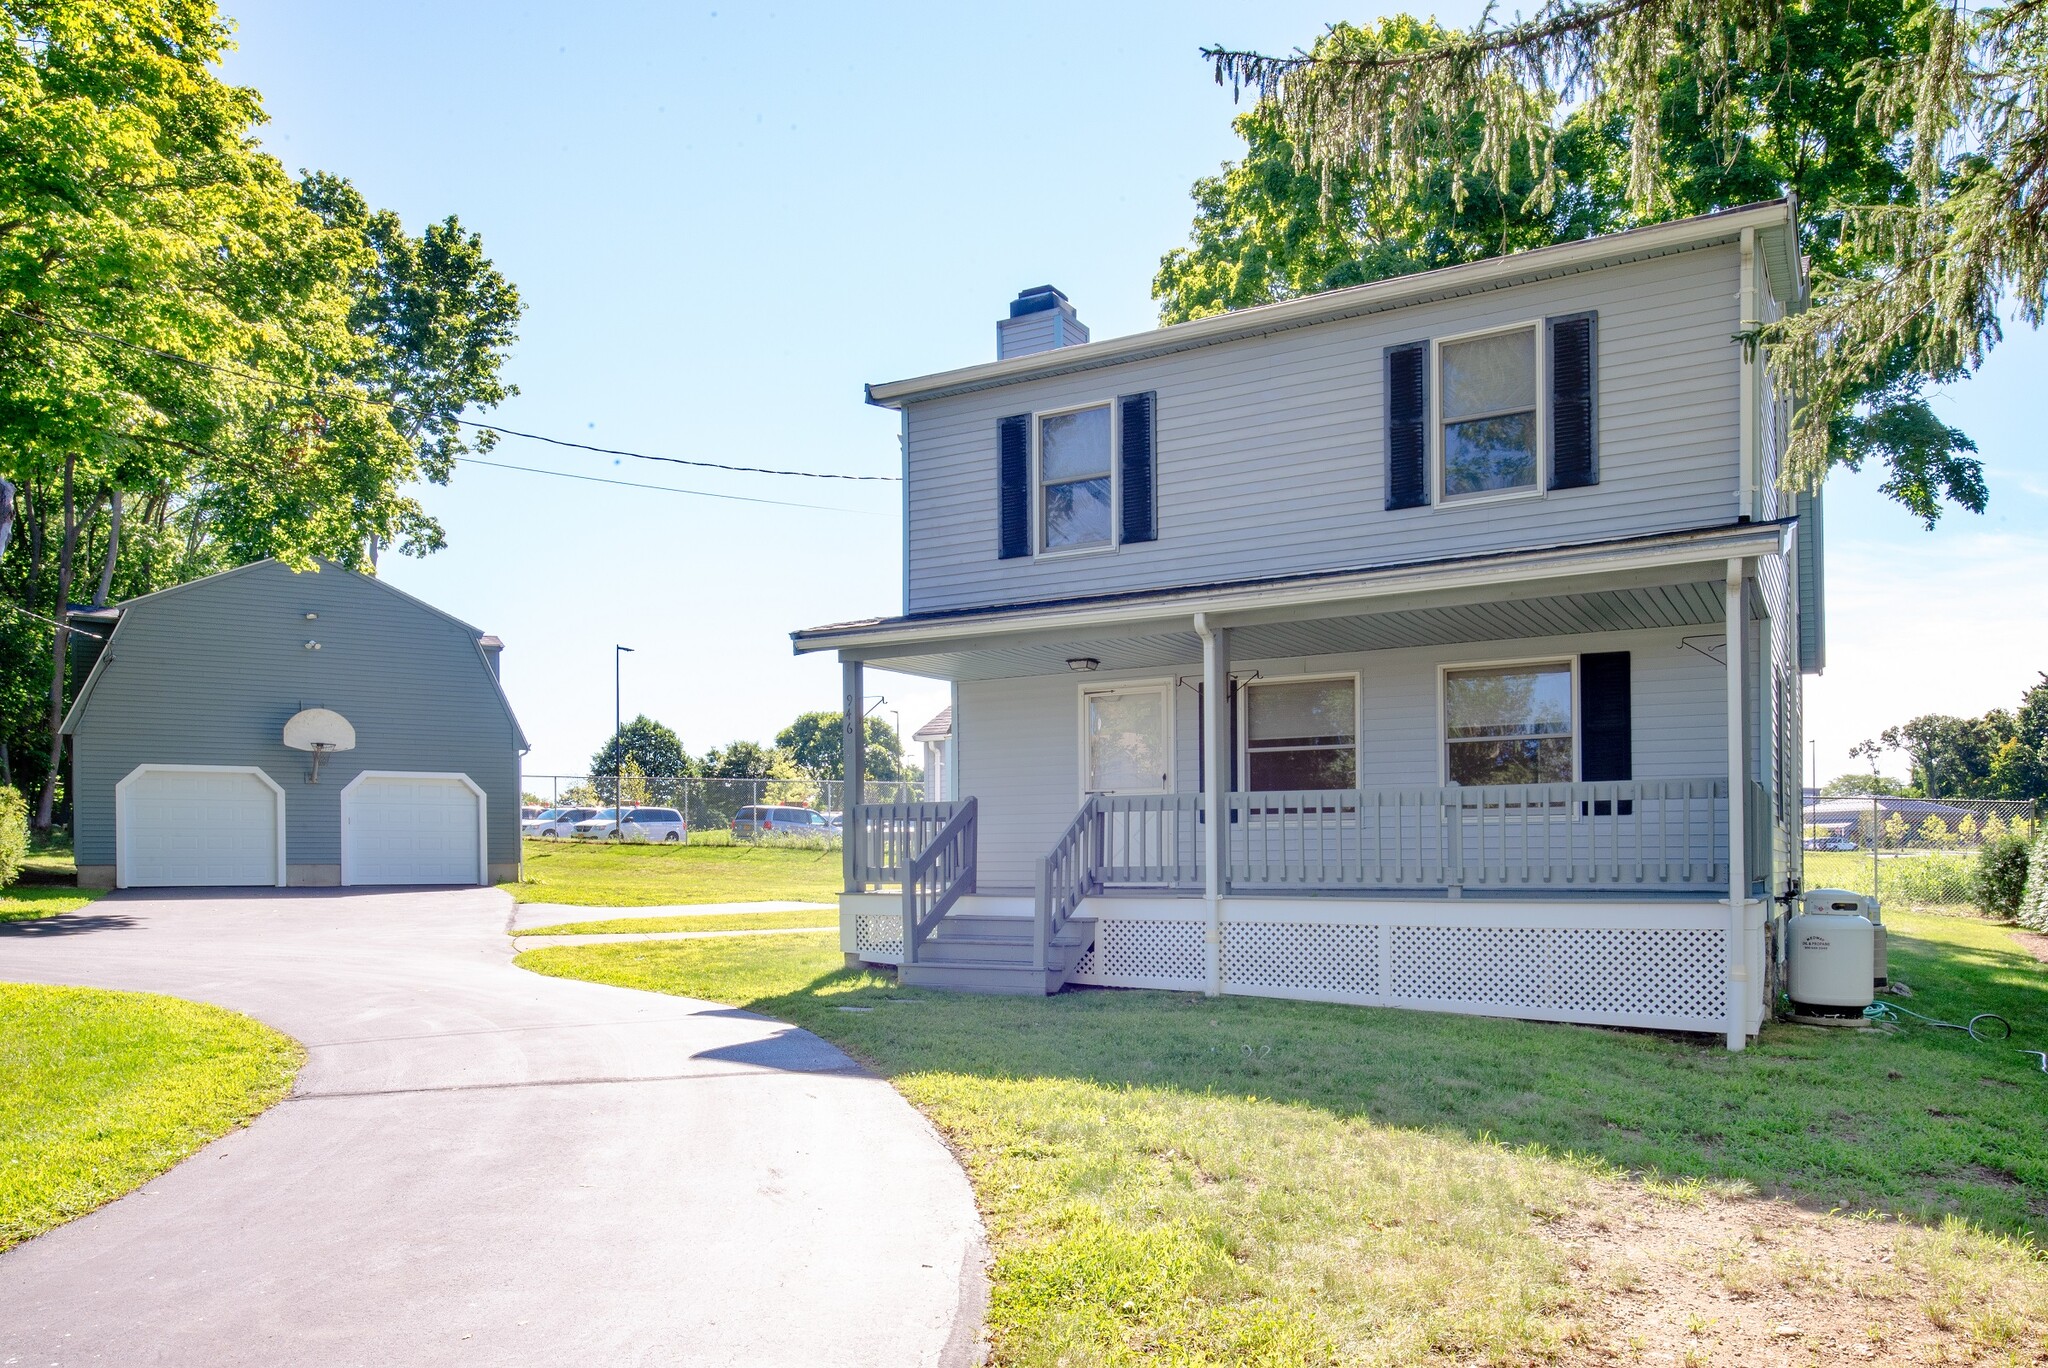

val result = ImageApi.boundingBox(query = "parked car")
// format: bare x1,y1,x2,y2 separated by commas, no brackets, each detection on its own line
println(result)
1805,834,1859,852
521,805,544,821
732,805,836,840
524,806,600,839
574,807,687,842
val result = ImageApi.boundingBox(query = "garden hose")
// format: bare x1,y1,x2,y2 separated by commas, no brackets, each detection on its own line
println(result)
1863,1000,2046,1073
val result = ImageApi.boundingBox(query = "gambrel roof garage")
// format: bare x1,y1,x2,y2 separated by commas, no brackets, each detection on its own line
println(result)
63,560,526,890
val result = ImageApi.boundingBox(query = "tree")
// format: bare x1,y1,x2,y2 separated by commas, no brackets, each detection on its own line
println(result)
1821,772,1910,797
698,740,810,803
0,1,521,830
1201,0,2039,524
589,715,692,802
775,711,909,782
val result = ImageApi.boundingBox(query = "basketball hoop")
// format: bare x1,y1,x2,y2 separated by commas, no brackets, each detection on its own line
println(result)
283,708,357,784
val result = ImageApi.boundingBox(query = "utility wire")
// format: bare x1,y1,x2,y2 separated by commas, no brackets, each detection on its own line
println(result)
458,456,882,514
0,600,104,639
2,307,899,484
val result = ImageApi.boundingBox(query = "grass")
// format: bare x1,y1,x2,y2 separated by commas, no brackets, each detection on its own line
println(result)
520,911,2048,1366
512,909,835,936
0,833,104,922
0,983,302,1251
503,837,842,907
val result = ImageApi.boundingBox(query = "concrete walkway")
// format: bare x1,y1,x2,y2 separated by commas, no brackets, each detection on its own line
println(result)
512,900,835,932
0,889,983,1367
516,925,837,949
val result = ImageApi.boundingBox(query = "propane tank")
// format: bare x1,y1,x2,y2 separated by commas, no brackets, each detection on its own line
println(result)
1786,908,1876,1025
1802,888,1885,990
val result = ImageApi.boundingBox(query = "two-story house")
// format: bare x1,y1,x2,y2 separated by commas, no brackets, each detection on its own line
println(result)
794,199,1821,1050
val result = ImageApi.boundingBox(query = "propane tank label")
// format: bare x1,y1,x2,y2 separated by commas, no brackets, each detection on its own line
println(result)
1801,935,1831,950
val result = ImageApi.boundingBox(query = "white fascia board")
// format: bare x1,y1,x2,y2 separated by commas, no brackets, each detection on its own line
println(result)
867,201,1796,408
793,522,1791,658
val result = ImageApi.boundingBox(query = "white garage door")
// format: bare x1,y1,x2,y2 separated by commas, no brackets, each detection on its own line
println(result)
119,767,281,888
342,774,483,886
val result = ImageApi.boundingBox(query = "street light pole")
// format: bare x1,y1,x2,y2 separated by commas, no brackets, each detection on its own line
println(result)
615,645,634,837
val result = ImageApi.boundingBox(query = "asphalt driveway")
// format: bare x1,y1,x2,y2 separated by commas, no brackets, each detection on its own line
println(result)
0,888,984,1367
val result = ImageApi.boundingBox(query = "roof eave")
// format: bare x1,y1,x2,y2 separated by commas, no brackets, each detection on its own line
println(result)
866,200,1797,408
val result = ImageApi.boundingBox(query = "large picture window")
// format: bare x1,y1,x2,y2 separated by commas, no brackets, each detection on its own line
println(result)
1244,678,1357,789
1439,327,1539,498
1040,405,1113,550
1444,662,1573,785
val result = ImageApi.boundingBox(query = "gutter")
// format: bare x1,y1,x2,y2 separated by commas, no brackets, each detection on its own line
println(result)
793,521,1793,656
866,200,1796,408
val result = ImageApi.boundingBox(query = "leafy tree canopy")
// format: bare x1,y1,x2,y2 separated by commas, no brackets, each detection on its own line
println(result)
1819,772,1913,798
1195,0,2023,525
775,710,909,782
1851,674,2048,801
589,715,693,782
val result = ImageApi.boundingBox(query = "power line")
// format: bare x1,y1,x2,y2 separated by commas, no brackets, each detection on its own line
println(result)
461,422,897,482
458,456,882,514
2,306,900,484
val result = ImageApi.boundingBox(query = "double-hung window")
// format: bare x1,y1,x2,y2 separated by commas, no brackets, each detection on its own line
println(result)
1439,326,1540,499
1039,405,1113,551
1244,678,1358,789
1443,661,1574,785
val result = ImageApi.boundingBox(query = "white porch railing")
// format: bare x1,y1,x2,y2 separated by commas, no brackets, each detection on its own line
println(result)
1226,779,1730,891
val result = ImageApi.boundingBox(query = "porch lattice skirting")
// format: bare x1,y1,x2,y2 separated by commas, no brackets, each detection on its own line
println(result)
849,895,1750,1035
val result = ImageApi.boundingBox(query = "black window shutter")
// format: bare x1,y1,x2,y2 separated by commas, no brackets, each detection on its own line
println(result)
1118,391,1157,544
1580,650,1631,815
997,414,1030,559
1384,341,1429,510
1548,312,1598,490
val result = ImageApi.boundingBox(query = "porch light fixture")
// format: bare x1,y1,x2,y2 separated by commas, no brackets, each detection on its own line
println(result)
1066,657,1099,672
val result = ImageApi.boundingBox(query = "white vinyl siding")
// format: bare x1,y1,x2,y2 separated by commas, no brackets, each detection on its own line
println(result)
954,624,1729,890
904,247,1742,615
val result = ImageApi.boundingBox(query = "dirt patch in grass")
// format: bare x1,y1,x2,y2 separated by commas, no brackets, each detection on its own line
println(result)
1550,1188,2045,1364
2009,930,2048,965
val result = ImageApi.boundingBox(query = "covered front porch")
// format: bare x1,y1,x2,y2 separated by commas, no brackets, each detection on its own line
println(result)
798,523,1793,1048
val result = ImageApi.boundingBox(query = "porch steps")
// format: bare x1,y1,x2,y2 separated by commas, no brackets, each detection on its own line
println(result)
896,912,1095,996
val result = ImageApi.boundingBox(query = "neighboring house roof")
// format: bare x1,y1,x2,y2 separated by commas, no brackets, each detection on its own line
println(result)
794,519,1792,655
912,707,953,743
1804,797,1979,824
865,199,1803,409
61,559,528,751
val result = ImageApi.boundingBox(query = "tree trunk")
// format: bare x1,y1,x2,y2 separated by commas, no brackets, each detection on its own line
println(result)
0,478,15,564
35,453,77,836
93,488,121,606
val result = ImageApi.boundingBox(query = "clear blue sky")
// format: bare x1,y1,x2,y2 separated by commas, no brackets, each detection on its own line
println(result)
218,1,2047,788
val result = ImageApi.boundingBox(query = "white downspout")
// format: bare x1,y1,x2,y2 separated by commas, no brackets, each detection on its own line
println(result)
1724,558,1749,1051
1195,612,1228,998
1738,227,1759,523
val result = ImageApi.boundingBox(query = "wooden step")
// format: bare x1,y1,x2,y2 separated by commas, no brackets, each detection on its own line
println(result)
897,961,1069,995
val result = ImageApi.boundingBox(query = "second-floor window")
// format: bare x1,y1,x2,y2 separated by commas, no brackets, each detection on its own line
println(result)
1440,325,1540,499
1040,404,1114,551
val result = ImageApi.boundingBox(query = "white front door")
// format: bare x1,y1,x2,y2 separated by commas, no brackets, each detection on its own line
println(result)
341,773,484,886
117,766,283,888
1082,685,1172,796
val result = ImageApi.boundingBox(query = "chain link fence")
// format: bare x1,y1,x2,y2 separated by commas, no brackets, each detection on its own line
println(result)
523,774,925,834
1802,794,2041,906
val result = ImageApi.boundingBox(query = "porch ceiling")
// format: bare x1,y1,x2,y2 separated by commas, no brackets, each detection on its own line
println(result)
865,578,1756,680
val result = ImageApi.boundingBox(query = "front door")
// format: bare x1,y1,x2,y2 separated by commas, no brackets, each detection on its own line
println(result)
1083,685,1172,797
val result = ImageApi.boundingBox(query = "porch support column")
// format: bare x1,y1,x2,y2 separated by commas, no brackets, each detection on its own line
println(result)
842,658,864,895
1197,612,1228,997
1724,559,1749,1052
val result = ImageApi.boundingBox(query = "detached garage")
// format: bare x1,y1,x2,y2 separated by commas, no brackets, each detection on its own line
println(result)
63,560,527,890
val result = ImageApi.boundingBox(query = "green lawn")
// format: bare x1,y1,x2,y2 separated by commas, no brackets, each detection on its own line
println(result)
520,912,2048,1365
0,886,106,923
512,908,835,937
503,838,842,907
0,984,302,1251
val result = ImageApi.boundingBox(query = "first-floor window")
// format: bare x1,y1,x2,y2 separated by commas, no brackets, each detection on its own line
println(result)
1040,405,1113,550
1244,678,1358,789
1444,662,1573,785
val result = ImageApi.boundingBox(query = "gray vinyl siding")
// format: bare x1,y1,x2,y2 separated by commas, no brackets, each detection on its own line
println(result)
907,246,1744,615
68,560,522,871
955,625,1730,890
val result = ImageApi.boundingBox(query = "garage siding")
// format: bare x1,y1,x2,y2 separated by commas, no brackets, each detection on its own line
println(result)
68,561,522,878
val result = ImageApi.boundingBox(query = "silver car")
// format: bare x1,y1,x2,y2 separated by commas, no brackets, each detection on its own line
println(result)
574,807,688,843
523,806,601,839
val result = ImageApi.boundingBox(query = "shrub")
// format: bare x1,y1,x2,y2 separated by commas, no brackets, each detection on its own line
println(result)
2018,836,2048,932
1970,834,2033,918
0,786,26,888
